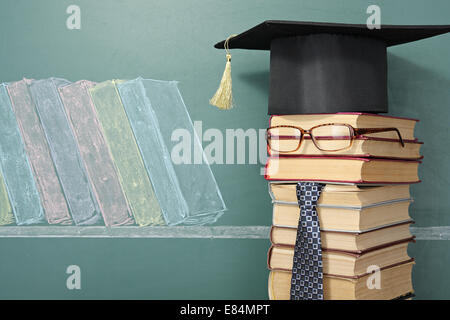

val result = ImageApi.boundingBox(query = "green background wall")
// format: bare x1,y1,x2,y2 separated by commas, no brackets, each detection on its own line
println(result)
0,0,449,299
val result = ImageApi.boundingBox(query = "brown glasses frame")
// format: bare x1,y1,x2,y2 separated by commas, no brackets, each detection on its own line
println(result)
266,123,405,153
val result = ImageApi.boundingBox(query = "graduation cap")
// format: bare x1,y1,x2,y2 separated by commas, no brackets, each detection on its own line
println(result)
210,20,450,114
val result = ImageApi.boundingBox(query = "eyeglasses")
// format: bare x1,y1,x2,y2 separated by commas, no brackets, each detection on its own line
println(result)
266,123,405,153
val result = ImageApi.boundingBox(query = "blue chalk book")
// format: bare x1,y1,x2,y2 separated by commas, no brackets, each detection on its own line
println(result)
28,78,102,225
0,84,45,225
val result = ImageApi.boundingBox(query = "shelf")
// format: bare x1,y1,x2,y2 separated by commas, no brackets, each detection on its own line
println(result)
0,225,270,238
0,226,447,239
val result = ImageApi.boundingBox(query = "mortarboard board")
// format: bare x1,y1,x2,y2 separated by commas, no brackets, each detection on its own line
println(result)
211,20,450,114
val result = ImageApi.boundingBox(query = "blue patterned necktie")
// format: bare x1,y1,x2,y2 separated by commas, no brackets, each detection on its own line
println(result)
290,182,325,300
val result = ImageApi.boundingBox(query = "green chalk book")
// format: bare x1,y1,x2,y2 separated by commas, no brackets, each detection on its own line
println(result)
89,80,164,226
0,172,14,226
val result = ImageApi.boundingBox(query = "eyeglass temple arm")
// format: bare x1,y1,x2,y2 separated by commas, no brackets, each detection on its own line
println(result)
354,128,405,147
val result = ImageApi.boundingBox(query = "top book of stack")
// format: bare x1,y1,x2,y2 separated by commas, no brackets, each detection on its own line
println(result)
268,113,421,159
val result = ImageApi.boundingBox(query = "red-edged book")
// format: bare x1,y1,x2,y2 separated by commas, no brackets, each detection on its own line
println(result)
270,113,419,140
265,156,421,184
267,239,414,278
267,136,422,160
268,113,422,159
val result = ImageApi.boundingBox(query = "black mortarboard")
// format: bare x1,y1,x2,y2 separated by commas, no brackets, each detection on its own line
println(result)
213,20,450,114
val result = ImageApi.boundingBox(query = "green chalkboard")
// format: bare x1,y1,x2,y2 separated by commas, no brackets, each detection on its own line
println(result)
0,0,449,299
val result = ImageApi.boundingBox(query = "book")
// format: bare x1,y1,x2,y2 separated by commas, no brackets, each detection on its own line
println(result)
272,200,412,232
268,136,422,159
8,79,72,225
270,222,414,252
0,84,45,225
58,81,135,226
268,261,414,300
117,78,226,225
270,113,418,140
89,80,164,226
28,78,102,225
269,183,411,207
268,240,412,277
0,171,14,226
265,156,420,183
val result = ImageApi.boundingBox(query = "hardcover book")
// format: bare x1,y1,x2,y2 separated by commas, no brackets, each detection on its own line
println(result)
268,240,412,277
265,156,420,183
270,113,418,140
270,221,414,252
269,183,411,207
268,136,422,159
272,199,412,232
268,261,414,300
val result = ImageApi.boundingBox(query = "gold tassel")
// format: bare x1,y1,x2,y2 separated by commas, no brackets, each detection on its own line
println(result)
210,35,236,110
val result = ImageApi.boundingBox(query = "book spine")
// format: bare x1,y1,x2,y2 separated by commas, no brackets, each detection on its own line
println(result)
89,81,164,226
28,78,102,226
7,79,72,225
58,81,135,226
0,85,45,225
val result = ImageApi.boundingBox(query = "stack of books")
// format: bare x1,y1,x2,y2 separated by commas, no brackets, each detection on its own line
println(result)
265,113,421,300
